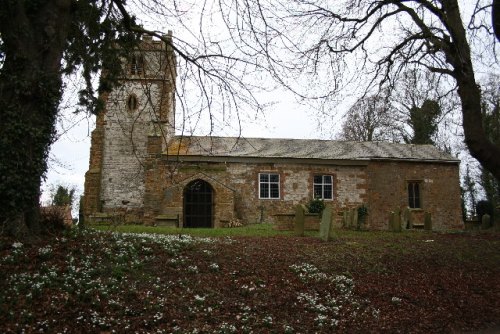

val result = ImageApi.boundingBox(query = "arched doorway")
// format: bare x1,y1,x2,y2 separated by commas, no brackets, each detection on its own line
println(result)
183,179,213,228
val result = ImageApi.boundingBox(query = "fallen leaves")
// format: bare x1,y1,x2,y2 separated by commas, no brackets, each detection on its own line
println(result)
0,230,498,333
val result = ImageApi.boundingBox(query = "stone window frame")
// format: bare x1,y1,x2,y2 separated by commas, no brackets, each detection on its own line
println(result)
407,180,422,209
313,174,334,200
130,54,145,75
126,94,139,112
258,172,280,199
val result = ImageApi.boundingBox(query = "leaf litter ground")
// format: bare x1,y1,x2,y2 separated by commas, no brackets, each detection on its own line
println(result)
0,229,499,333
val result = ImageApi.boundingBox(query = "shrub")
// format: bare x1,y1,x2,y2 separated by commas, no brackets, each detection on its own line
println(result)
307,198,325,214
357,205,368,220
40,206,69,234
476,200,494,222
357,205,368,230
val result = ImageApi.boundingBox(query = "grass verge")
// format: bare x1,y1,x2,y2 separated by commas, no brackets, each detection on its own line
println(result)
92,222,320,237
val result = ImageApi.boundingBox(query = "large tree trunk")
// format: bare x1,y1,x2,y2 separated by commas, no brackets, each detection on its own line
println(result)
0,1,72,237
457,75,500,182
494,0,500,42
443,1,500,183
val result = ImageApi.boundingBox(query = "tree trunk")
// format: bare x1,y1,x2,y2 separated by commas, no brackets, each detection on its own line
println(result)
457,75,500,182
0,1,72,237
444,1,500,183
494,0,500,42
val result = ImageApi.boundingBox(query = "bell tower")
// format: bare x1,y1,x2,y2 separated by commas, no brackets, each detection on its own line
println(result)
83,32,176,221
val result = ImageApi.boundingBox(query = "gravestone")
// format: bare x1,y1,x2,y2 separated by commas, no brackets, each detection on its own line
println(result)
319,205,336,241
342,210,348,228
424,212,432,231
481,214,491,230
402,207,410,229
395,208,402,232
389,208,402,232
351,207,358,230
294,205,305,237
342,210,349,228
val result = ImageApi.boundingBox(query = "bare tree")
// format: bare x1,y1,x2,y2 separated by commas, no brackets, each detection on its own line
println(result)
220,0,500,181
338,94,397,142
494,0,500,41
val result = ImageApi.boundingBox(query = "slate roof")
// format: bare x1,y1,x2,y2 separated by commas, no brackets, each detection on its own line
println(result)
165,136,458,163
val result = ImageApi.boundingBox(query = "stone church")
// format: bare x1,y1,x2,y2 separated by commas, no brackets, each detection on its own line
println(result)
83,35,463,230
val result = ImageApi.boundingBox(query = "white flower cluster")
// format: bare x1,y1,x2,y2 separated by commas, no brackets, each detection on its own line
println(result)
3,229,227,332
291,262,379,329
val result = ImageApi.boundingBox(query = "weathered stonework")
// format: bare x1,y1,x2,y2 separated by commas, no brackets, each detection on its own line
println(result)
136,157,461,230
366,161,463,230
83,34,463,231
83,34,176,223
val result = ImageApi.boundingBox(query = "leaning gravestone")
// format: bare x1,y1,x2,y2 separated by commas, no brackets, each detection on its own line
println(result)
319,205,336,241
402,207,411,229
294,205,305,237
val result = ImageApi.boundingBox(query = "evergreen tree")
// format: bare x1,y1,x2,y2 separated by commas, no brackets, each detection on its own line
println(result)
406,100,441,145
52,186,75,208
0,1,141,236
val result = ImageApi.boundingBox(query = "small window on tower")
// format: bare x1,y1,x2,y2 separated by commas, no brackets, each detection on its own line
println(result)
127,94,138,112
130,55,144,75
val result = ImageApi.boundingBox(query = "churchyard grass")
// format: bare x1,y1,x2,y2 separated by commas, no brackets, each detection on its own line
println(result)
93,222,319,237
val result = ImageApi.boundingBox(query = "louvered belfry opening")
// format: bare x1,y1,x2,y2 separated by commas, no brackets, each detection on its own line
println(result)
183,179,213,228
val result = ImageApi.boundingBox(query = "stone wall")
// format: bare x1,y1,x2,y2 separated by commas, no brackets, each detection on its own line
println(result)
274,213,320,230
142,159,369,227
137,157,462,230
83,110,106,215
366,161,463,230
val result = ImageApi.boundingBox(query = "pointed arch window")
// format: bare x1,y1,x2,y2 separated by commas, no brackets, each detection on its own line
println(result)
408,181,422,209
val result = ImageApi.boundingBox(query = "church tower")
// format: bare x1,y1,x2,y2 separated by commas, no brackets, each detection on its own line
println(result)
83,33,176,222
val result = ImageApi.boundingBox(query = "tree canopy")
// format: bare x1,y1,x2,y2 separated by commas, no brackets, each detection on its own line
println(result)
406,100,442,145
